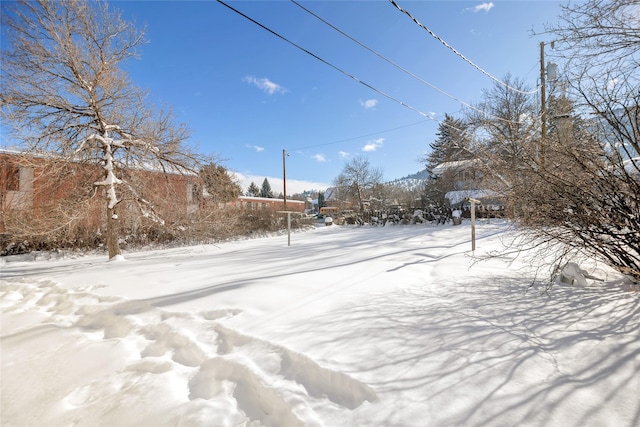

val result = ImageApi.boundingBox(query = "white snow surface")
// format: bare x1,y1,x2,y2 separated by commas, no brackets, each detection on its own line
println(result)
1,221,639,427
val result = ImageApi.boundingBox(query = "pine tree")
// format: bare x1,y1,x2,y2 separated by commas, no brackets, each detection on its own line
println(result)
246,182,260,197
424,114,471,173
317,192,325,209
420,114,473,207
199,164,241,203
260,178,274,198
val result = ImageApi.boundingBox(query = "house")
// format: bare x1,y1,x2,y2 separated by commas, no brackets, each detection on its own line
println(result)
431,159,503,210
431,159,481,191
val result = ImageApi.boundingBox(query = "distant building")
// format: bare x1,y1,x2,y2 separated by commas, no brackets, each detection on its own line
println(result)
223,196,305,213
431,159,502,208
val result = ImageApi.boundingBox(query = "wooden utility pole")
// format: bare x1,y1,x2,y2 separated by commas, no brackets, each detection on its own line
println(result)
540,42,547,167
282,149,287,210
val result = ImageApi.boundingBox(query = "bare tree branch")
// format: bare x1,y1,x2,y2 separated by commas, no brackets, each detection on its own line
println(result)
1,0,201,258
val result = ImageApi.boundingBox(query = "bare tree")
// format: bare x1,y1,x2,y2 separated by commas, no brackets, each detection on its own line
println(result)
1,0,200,258
464,75,539,217
468,75,538,170
518,0,640,282
544,0,640,77
334,156,383,213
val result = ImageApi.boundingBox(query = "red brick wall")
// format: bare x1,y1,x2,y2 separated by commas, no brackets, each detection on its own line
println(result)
1,152,200,235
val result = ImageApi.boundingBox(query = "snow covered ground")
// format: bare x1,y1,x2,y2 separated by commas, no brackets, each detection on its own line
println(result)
1,220,639,427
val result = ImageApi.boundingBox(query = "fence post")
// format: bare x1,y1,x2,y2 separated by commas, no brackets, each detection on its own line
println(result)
466,197,480,252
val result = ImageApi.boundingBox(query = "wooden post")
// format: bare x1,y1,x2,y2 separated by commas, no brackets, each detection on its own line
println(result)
277,210,294,246
467,197,480,252
471,204,476,252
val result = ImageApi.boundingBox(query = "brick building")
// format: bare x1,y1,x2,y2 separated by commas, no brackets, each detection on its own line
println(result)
0,150,200,237
1,151,306,244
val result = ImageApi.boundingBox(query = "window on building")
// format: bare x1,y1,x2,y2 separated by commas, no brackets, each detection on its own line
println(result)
2,166,20,191
189,183,200,205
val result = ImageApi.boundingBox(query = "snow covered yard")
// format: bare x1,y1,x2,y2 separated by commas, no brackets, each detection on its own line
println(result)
1,221,638,427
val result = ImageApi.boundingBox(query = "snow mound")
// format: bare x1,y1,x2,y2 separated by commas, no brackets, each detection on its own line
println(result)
0,279,376,426
554,261,604,287
2,223,639,426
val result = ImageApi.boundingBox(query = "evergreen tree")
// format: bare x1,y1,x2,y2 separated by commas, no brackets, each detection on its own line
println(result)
200,164,241,203
424,114,471,173
317,192,325,209
260,178,274,198
420,114,473,207
246,182,260,197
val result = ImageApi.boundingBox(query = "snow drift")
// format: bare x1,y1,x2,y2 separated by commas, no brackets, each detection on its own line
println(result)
1,221,639,426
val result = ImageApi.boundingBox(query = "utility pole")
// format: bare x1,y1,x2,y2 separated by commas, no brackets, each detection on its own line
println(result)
540,41,547,167
282,149,288,210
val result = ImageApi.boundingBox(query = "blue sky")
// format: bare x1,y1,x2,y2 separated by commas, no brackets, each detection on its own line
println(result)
30,1,569,193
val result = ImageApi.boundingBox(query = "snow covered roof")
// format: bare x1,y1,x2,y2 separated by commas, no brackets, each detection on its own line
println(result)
324,187,337,201
445,189,501,205
1,148,196,176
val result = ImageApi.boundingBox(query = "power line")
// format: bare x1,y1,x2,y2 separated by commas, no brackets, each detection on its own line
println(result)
291,0,533,128
389,0,539,96
216,0,437,120
287,118,432,151
290,0,477,112
217,0,536,147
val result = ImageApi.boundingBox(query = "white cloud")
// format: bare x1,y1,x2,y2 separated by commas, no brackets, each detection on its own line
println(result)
338,151,350,158
243,75,287,95
472,2,494,13
362,138,384,152
360,99,378,109
312,154,327,162
246,144,265,153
